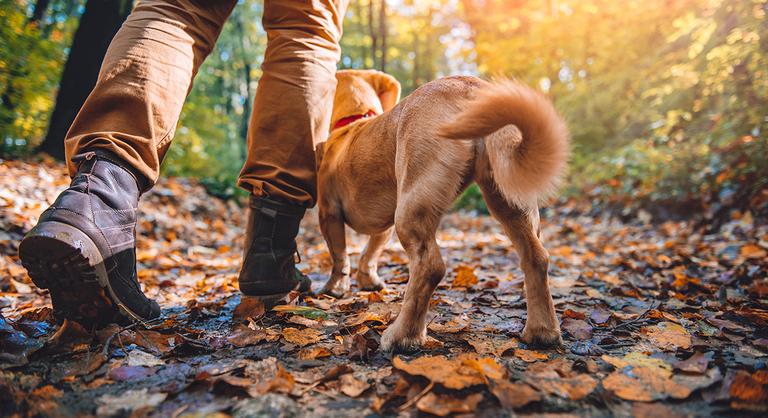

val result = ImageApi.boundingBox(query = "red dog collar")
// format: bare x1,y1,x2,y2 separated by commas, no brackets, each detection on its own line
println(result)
332,110,377,131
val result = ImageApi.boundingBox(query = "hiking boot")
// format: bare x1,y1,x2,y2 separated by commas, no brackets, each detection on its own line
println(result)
238,196,311,307
18,150,160,327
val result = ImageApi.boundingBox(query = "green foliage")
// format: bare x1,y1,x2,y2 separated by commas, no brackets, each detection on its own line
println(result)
465,0,768,211
0,0,73,154
2,0,766,213
454,184,488,214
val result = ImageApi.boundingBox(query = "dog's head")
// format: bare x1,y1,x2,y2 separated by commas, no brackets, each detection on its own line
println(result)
331,70,401,130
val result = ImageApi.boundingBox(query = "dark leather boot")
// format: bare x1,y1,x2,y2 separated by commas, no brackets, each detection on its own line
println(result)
238,196,311,306
18,150,160,327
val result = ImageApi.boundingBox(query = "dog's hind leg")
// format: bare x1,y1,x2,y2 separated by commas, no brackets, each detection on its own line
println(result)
319,204,351,298
478,181,562,347
381,198,447,352
356,227,393,291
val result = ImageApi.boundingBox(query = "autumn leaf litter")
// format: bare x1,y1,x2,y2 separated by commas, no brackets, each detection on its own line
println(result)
1,159,767,416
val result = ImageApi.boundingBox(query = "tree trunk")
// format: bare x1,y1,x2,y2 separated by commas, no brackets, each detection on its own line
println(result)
378,0,387,72
355,0,367,67
37,0,134,160
368,0,378,69
234,17,253,162
30,0,51,25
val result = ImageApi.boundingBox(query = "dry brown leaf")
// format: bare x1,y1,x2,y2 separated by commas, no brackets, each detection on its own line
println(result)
393,354,504,390
490,380,541,409
415,392,483,417
673,351,712,374
282,327,323,346
729,371,768,404
252,363,295,395
344,311,387,327
641,322,691,350
561,318,593,340
233,297,265,320
603,366,692,401
227,324,267,347
527,372,597,400
602,352,673,377
298,346,332,360
514,349,548,363
340,373,371,398
428,315,470,333
451,265,478,288
47,319,91,352
740,243,767,259
463,334,517,356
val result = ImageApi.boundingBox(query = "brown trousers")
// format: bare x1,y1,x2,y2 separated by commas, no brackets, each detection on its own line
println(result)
64,0,348,207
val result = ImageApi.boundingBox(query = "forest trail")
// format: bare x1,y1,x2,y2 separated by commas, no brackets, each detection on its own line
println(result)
1,159,766,417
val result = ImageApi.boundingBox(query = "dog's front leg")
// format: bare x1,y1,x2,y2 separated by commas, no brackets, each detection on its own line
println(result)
356,227,392,291
319,204,350,298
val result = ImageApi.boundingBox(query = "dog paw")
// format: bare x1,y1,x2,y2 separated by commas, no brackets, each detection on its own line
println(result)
319,275,350,299
355,271,386,292
380,323,427,353
521,324,563,348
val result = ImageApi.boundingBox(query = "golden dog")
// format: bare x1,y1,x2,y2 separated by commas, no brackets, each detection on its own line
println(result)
316,70,569,352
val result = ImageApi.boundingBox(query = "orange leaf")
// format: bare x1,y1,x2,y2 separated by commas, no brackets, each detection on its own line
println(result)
282,327,323,346
451,265,478,288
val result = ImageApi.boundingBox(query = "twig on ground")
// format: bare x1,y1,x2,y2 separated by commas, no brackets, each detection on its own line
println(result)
398,381,434,412
611,300,658,331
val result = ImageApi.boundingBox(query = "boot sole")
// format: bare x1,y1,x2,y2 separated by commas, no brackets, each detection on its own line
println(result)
19,221,148,327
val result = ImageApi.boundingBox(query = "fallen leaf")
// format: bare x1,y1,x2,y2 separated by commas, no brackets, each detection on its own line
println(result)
393,354,503,390
729,370,768,404
96,389,167,416
298,346,332,360
642,322,691,350
127,349,165,367
0,314,43,366
740,243,767,259
282,327,323,346
273,305,329,320
631,402,688,418
603,366,692,401
514,349,548,363
590,308,612,325
252,363,295,395
602,352,673,377
416,392,483,417
428,315,470,333
673,351,713,374
490,380,541,409
563,309,586,320
527,372,597,400
227,324,268,347
47,319,91,352
344,311,387,327
463,334,517,356
233,297,265,320
561,318,593,340
451,265,478,288
108,366,156,382
340,373,370,397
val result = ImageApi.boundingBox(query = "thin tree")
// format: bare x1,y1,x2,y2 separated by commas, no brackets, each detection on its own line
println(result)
368,0,378,69
378,0,387,72
37,0,134,159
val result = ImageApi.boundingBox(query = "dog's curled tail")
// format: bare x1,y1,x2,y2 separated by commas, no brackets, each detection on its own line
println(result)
438,80,570,208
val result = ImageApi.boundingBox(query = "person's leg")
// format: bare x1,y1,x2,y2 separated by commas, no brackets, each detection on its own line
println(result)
237,0,349,302
19,0,236,327
64,0,237,186
238,0,348,205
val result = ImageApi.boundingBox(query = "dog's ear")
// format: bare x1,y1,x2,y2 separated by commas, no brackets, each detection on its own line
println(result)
361,71,401,112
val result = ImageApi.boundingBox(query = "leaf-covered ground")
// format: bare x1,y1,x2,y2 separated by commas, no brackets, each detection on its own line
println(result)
1,159,767,417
